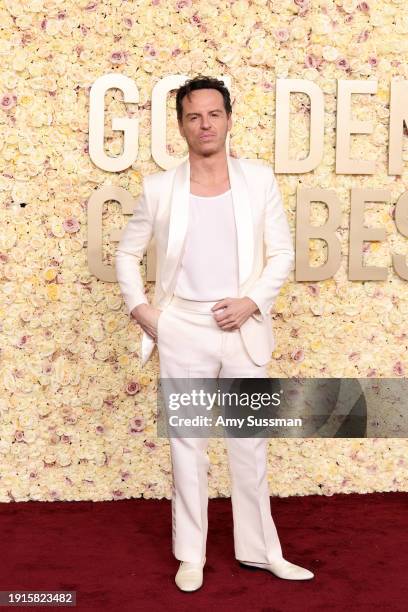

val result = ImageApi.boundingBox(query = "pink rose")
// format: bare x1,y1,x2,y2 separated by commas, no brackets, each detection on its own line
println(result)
392,361,404,376
112,489,125,500
111,51,126,65
274,28,290,43
125,381,141,395
305,54,321,70
335,58,350,71
1,94,17,110
62,217,80,233
307,284,320,296
17,335,29,348
358,2,370,13
130,417,145,433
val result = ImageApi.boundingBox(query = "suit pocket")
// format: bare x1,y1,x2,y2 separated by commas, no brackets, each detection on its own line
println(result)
240,315,275,365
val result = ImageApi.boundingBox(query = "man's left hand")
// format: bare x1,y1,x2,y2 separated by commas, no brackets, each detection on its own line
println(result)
211,297,259,331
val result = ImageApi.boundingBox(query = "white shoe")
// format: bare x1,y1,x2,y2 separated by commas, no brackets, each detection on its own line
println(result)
175,557,206,592
239,557,314,580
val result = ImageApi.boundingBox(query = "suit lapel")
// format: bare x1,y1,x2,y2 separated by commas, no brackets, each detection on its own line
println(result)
160,154,254,295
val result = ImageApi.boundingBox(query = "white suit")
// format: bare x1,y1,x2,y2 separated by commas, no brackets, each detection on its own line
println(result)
115,154,295,367
115,154,295,564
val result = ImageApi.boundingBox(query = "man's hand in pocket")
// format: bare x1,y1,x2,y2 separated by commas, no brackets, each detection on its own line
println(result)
131,304,162,341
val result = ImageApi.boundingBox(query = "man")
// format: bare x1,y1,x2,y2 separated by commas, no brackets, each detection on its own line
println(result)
115,76,314,591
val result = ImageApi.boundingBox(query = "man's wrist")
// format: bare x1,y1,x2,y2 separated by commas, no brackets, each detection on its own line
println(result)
243,296,261,316
131,302,149,318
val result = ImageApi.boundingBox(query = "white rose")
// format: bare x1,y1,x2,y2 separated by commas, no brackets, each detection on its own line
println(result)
322,46,338,62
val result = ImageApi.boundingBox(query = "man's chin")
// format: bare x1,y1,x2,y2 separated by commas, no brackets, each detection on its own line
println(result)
199,149,219,157
193,142,225,155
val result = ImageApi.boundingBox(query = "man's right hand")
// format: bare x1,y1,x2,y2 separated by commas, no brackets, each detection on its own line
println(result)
131,303,162,342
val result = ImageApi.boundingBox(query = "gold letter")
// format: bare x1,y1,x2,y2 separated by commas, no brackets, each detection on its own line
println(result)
336,79,377,174
389,79,408,175
88,185,136,281
349,188,389,280
295,188,342,281
275,78,324,173
89,73,139,172
393,191,408,280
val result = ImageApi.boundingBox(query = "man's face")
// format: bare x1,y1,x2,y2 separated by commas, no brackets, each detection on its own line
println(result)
178,88,232,156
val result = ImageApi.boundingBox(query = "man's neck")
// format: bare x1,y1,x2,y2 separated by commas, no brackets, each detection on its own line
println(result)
189,150,229,184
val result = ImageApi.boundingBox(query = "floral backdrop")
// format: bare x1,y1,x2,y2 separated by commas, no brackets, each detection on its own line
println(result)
0,0,407,502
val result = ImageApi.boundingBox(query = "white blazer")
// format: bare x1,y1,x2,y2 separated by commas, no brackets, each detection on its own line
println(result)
115,154,295,367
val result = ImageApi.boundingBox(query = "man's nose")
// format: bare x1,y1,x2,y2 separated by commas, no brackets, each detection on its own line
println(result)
200,117,211,128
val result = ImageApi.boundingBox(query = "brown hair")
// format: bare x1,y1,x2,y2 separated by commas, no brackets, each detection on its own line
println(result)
176,75,232,122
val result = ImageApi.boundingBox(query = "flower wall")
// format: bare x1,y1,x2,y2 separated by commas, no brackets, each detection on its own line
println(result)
0,0,407,502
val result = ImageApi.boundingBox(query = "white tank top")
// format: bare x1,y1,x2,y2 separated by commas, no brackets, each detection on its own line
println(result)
173,189,239,300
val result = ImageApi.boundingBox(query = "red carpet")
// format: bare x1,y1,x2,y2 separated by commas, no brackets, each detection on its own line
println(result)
1,492,407,611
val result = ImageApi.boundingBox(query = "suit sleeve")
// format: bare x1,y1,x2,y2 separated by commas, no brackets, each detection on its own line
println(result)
115,178,154,316
245,167,295,321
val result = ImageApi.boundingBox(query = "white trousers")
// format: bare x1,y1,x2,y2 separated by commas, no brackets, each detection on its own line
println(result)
157,295,283,564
